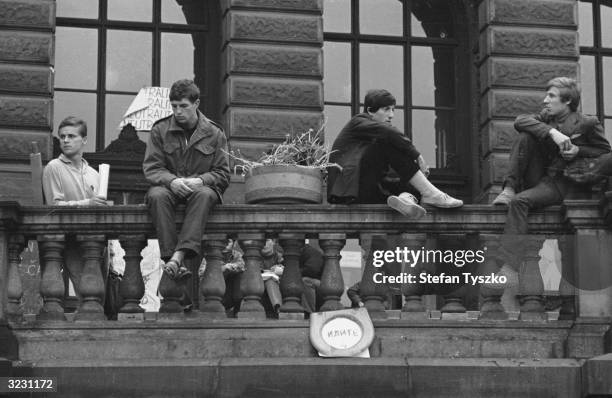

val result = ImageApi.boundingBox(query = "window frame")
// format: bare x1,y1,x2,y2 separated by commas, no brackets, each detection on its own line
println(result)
55,0,210,151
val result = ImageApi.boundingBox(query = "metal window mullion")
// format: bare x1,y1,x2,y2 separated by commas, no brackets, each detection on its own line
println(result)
96,0,108,152
351,0,360,115
404,0,412,139
594,1,605,120
152,0,161,86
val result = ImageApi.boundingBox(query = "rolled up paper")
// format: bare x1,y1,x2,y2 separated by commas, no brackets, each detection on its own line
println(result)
98,163,110,199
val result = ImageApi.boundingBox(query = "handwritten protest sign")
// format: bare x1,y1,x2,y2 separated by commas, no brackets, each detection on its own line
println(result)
119,87,173,132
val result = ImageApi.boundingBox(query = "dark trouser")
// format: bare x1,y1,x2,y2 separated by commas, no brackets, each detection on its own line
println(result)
357,142,420,204
501,133,569,267
146,185,219,260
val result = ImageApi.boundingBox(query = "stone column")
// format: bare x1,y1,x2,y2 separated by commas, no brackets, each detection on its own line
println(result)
278,233,305,317
478,234,507,320
0,0,54,203
477,0,578,202
118,235,147,315
557,234,576,320
518,236,546,321
359,234,389,319
6,235,26,322
318,233,346,311
237,233,266,319
220,0,324,162
200,234,227,318
399,233,428,319
37,234,66,321
74,235,106,321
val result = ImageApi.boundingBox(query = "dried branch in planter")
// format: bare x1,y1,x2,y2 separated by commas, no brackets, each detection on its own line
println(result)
226,127,341,176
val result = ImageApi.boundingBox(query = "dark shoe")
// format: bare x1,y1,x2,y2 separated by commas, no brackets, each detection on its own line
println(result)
163,259,192,281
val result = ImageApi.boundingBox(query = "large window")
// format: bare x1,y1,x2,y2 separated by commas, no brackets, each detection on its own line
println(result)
579,0,612,143
55,0,219,152
323,0,465,170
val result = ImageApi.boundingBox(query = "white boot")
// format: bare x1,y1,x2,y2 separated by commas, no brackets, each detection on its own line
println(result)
387,192,426,219
409,171,463,208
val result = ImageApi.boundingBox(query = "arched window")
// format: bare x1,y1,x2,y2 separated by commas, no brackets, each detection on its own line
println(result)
54,0,220,152
579,0,612,143
323,0,472,175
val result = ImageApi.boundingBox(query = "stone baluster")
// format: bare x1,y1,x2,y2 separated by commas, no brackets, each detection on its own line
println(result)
74,235,107,321
440,235,467,315
400,233,428,320
6,235,26,322
200,234,227,318
478,234,508,320
37,234,66,321
519,236,546,321
557,234,576,320
117,235,147,315
359,234,389,319
237,234,266,319
319,233,346,311
278,233,305,317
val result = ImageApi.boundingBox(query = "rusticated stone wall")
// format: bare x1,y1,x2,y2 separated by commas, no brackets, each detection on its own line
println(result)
220,0,323,161
0,0,54,203
477,0,579,202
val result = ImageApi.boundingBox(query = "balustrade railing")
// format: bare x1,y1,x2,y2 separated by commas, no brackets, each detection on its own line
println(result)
1,199,610,324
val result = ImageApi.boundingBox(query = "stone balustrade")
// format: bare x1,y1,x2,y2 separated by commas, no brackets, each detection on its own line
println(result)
1,199,611,324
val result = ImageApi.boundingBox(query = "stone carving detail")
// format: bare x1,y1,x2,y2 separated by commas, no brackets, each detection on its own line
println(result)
230,79,322,108
0,172,30,199
230,110,322,139
0,65,51,94
493,92,542,118
231,46,321,76
485,122,517,153
492,60,577,88
0,97,51,128
229,0,321,11
0,134,49,156
0,1,53,27
0,32,52,63
491,30,577,57
232,14,321,43
492,0,575,26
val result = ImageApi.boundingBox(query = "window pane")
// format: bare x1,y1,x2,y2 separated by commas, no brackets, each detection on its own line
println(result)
412,46,455,107
107,0,152,22
412,109,454,168
602,5,612,48
323,0,351,33
580,55,597,114
578,1,594,47
54,91,97,153
604,57,612,115
161,33,196,87
360,44,403,106
106,30,152,91
411,0,454,39
391,107,405,137
57,0,98,19
323,105,352,146
360,0,403,36
162,0,205,25
323,41,351,102
605,118,612,145
55,27,98,90
105,94,150,148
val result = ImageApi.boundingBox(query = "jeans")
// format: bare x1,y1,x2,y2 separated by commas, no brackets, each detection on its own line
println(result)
146,185,218,260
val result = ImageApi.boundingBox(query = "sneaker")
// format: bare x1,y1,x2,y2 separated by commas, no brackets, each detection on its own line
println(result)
420,191,463,208
492,188,515,206
487,264,519,290
387,192,427,219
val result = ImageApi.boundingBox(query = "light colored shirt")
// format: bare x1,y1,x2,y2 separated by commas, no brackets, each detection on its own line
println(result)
42,154,100,205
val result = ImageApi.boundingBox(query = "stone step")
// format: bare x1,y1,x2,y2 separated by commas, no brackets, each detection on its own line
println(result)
9,357,583,398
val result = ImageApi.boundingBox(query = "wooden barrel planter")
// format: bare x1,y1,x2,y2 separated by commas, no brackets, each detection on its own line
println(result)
244,164,323,204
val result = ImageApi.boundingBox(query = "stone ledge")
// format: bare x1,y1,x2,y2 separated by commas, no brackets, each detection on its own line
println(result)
0,0,55,29
222,0,322,13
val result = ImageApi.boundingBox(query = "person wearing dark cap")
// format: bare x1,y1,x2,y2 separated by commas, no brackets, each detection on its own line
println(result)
327,88,462,219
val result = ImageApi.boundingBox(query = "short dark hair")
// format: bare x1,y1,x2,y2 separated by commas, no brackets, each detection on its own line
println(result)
58,116,87,137
547,77,580,112
363,89,396,113
169,79,200,103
